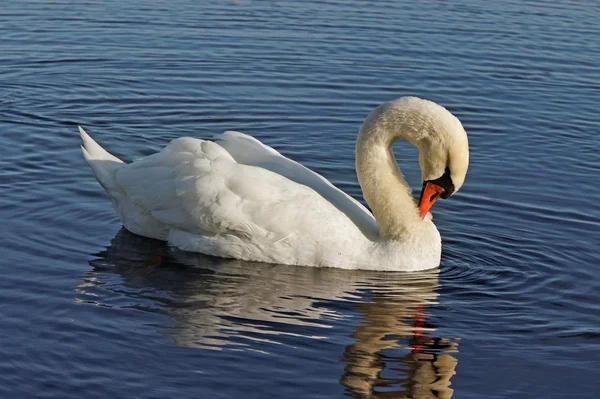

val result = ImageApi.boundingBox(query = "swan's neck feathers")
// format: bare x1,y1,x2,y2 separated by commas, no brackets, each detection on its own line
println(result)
356,125,421,239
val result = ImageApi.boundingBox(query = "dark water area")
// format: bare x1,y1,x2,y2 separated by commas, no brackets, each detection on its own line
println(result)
1,0,599,397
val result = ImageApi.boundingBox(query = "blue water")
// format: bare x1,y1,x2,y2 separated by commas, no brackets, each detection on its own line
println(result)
1,0,599,397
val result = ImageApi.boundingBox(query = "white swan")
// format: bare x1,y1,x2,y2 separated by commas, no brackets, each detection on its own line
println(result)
79,97,469,271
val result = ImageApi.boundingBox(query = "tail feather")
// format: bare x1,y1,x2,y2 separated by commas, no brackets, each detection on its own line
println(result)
79,126,125,197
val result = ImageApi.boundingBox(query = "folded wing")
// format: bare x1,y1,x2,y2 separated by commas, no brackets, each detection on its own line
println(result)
216,131,379,238
114,135,368,263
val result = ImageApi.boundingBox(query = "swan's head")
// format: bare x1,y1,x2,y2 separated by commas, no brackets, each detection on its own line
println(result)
402,99,469,218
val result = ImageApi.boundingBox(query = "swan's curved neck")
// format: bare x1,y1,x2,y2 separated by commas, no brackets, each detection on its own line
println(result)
355,107,422,239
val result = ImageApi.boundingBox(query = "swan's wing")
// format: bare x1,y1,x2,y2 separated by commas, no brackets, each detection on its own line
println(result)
216,131,379,238
114,137,362,258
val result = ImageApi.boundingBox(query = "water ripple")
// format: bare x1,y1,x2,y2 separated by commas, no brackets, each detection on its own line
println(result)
1,0,599,397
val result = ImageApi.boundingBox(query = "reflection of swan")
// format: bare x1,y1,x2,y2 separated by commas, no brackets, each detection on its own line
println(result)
76,230,459,397
341,294,458,399
79,97,469,271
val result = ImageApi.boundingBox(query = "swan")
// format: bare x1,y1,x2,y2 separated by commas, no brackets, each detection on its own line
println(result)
79,96,469,271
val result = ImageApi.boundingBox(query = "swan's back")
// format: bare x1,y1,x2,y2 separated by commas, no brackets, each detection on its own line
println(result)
80,127,373,267
216,131,379,239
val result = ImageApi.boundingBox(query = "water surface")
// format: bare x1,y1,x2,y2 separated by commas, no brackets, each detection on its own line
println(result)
1,0,599,397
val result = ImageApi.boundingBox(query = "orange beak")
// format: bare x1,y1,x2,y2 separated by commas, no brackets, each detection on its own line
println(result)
418,182,445,218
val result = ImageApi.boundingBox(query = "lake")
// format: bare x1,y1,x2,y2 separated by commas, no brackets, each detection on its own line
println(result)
1,0,599,397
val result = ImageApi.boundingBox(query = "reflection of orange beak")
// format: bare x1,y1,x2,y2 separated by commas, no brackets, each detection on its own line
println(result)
418,182,445,218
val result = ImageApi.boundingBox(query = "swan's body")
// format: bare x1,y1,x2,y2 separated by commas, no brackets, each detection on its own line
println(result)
80,97,468,271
